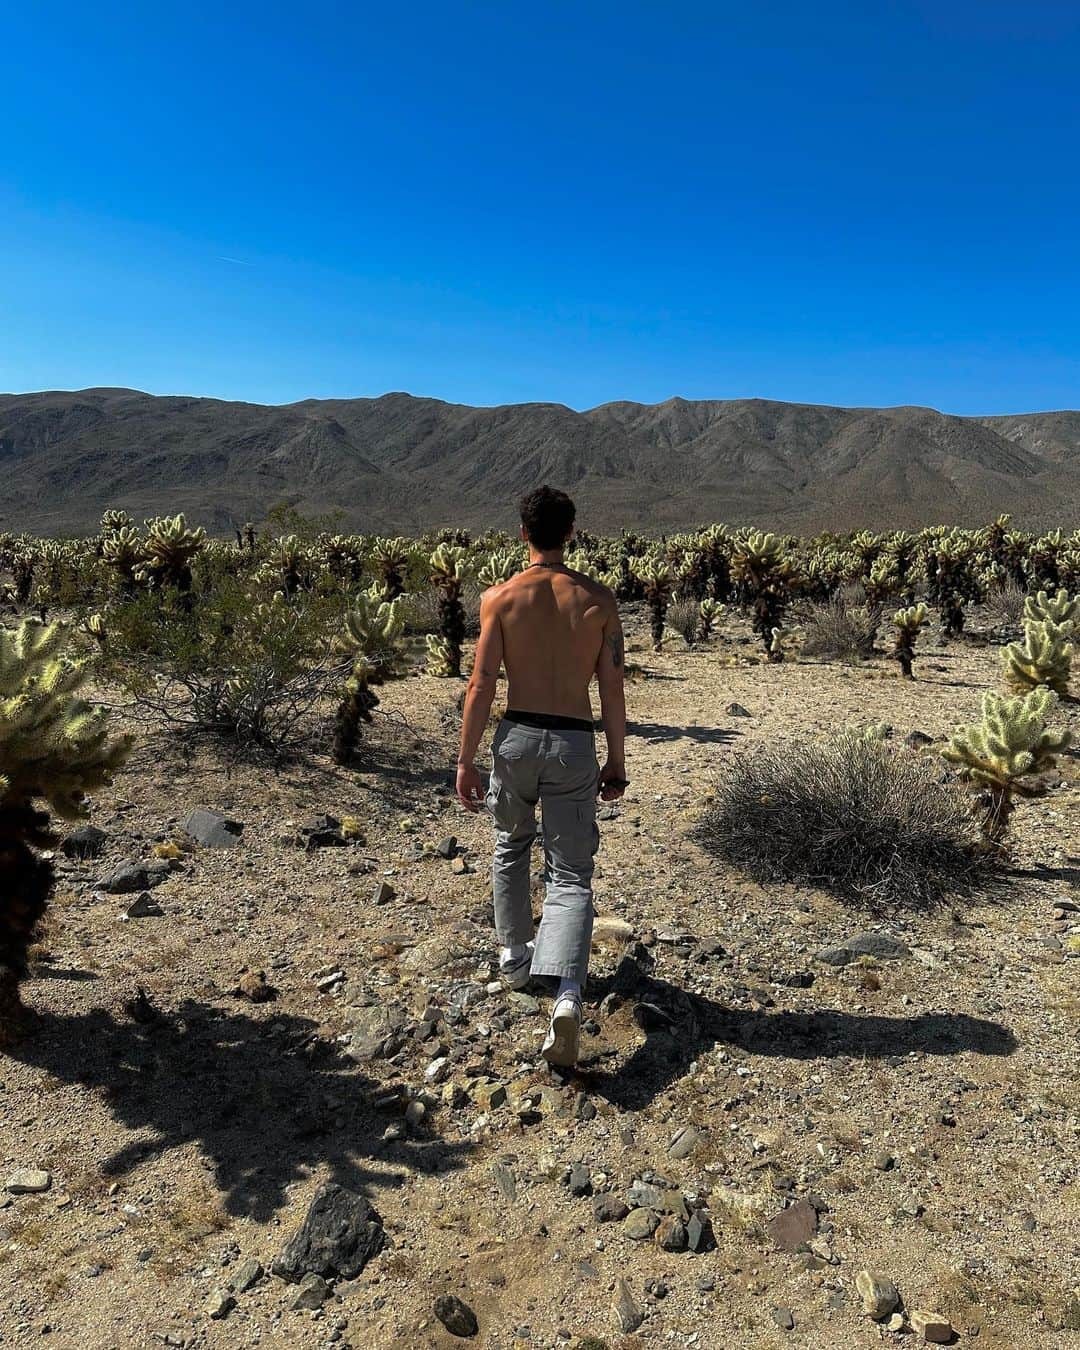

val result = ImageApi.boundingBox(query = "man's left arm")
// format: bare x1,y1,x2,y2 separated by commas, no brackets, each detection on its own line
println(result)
456,589,503,811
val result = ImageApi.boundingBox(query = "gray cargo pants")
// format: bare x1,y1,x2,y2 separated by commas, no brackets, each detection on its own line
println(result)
486,718,599,983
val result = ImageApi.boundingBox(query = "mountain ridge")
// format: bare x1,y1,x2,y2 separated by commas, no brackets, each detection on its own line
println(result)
1,387,1078,536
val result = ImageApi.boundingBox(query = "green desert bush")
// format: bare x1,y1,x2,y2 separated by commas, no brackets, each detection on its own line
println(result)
695,732,989,906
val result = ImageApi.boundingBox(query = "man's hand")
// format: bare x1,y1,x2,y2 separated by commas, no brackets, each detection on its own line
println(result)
456,762,484,813
598,761,628,801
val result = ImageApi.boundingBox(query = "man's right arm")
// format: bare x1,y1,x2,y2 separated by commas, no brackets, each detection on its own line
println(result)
596,597,627,800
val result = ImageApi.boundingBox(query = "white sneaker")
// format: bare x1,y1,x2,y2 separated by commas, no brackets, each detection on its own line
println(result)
542,994,581,1068
499,942,535,991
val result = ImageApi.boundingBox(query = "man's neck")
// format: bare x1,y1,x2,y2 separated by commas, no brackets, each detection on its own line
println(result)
528,548,565,568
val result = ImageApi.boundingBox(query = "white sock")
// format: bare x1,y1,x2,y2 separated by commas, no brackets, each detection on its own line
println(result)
501,943,528,965
555,977,581,1003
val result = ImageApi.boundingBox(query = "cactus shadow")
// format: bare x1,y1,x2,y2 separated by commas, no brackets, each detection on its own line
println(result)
580,964,1016,1113
6,997,470,1222
626,721,740,745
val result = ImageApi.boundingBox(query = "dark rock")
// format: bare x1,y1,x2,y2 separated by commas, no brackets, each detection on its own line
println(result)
372,880,396,905
612,1278,644,1333
229,1257,263,1293
904,730,934,749
290,1272,330,1310
766,1198,819,1252
567,1163,592,1197
632,1001,674,1032
61,824,107,859
593,1193,629,1223
845,931,911,960
726,702,752,717
434,1294,478,1338
101,859,170,894
271,1184,385,1282
686,1212,714,1253
181,808,243,849
124,892,165,919
654,1216,687,1251
436,836,458,859
298,814,347,849
667,1124,701,1160
492,1161,517,1203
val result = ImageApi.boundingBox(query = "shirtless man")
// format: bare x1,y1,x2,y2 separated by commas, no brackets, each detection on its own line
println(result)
456,486,627,1067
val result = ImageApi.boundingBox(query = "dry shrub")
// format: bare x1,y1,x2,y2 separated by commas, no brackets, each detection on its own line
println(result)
800,598,882,661
982,581,1027,638
667,597,701,647
694,734,990,906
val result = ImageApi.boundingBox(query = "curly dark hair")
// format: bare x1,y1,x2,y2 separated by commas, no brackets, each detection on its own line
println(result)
519,485,576,550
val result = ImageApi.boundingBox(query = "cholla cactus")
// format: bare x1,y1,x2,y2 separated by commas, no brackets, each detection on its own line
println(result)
137,514,206,595
333,595,406,762
429,545,470,677
84,613,107,646
1024,589,1079,628
372,537,414,600
101,525,144,597
731,530,797,661
863,554,901,605
631,555,674,650
100,509,133,537
425,633,456,677
892,603,928,679
273,534,307,597
0,621,133,1031
943,687,1070,843
1003,619,1074,696
698,598,722,641
477,550,520,587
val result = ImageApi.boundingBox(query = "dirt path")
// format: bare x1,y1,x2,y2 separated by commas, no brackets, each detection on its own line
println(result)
1,611,1077,1348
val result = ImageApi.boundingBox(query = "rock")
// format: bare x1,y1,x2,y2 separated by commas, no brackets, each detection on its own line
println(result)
817,931,910,965
910,1310,953,1343
436,836,458,859
229,1257,263,1293
290,1272,331,1310
592,915,636,948
181,809,243,849
124,891,164,919
60,824,107,859
855,1270,900,1319
433,1294,478,1338
567,1163,592,1197
424,1057,450,1084
348,1005,406,1061
6,1169,51,1194
905,730,934,749
593,1193,629,1223
472,1080,507,1111
623,1208,659,1240
654,1216,688,1251
726,702,752,717
271,1184,385,1282
772,1306,795,1331
612,1278,644,1333
887,1313,907,1332
101,859,170,894
667,1124,701,1160
205,1290,236,1319
371,880,396,905
766,1198,818,1252
492,1161,517,1203
298,814,347,849
450,856,471,875
686,1211,713,1253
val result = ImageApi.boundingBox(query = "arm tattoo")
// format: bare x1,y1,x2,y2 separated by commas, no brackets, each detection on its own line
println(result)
606,632,624,668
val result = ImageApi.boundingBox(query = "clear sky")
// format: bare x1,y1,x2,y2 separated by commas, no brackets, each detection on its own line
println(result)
3,1,1079,413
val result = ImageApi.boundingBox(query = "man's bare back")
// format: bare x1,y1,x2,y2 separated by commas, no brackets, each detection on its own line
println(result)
484,563,614,722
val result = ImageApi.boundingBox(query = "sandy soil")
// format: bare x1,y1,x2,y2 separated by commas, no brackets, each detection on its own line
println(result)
1,608,1078,1349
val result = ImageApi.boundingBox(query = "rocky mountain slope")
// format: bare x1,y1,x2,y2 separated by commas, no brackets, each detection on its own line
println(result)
1,387,1078,535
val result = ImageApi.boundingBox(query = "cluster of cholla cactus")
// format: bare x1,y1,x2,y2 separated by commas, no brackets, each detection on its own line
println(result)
923,528,983,639
891,602,928,678
1002,588,1077,696
631,555,675,650
944,687,1070,844
477,549,522,588
136,514,206,595
1,621,133,1033
730,530,799,661
371,537,415,600
698,598,722,641
427,545,470,677
333,593,407,762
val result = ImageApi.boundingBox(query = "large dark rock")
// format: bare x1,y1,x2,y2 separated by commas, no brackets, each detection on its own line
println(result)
271,1184,386,1283
434,1294,478,1338
61,824,107,859
182,808,243,849
100,859,171,894
298,814,347,850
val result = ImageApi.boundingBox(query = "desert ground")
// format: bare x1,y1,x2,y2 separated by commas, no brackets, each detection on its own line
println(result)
1,607,1078,1350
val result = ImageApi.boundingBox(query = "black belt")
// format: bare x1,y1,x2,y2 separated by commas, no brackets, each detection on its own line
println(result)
504,709,596,734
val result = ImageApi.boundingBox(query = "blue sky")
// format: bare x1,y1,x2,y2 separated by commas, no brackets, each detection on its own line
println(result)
3,1,1079,413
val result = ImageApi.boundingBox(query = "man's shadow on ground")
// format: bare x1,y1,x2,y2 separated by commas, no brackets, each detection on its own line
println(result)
7,998,469,1222
578,960,1017,1112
